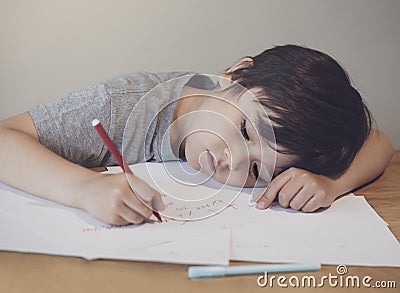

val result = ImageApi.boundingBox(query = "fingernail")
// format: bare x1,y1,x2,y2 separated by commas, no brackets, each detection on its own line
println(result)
248,195,257,207
153,197,166,211
158,201,166,211
160,200,166,210
256,201,266,209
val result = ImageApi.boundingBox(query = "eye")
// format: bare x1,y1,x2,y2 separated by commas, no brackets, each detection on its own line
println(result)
240,119,250,140
252,162,259,179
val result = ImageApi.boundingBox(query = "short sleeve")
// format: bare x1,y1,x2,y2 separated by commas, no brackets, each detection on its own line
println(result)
29,82,111,167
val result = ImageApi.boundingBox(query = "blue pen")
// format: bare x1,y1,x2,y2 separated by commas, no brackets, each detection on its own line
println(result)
188,263,321,279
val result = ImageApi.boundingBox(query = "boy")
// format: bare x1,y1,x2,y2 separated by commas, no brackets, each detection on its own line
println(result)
0,45,393,225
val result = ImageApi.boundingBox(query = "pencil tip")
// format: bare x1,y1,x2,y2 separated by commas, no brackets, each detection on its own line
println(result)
153,211,162,223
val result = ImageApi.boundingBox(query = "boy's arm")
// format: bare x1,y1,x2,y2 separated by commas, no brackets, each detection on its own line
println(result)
321,129,394,195
0,112,93,206
254,129,394,211
0,112,164,224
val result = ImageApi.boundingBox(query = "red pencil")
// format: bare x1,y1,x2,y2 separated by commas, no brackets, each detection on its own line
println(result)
92,118,162,223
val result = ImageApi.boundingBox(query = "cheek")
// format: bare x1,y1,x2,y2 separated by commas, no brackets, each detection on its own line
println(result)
184,132,210,170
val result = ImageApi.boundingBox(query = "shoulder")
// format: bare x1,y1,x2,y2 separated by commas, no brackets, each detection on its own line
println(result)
102,71,194,95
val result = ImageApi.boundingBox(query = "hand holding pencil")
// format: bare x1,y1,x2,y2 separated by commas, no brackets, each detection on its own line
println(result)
87,119,164,225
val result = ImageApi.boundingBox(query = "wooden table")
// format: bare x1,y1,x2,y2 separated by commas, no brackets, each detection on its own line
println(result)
1,151,399,293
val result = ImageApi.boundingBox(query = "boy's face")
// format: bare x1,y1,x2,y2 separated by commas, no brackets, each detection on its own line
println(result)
182,89,292,188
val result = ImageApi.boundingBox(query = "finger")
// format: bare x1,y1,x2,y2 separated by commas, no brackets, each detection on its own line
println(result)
122,193,154,219
277,176,305,208
152,193,166,211
255,171,292,209
249,190,265,206
118,203,145,224
255,193,273,210
125,173,164,214
105,214,130,226
287,187,313,211
277,169,317,208
126,174,162,203
300,196,322,213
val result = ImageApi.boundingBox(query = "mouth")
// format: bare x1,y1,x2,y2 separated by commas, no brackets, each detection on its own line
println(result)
207,150,216,173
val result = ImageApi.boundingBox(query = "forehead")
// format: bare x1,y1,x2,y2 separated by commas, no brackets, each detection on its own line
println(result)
216,86,263,117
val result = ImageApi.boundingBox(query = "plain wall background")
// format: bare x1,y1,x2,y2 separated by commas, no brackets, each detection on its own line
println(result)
1,0,399,148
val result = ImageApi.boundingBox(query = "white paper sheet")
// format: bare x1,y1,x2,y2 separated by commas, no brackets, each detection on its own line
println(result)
230,197,400,266
0,209,61,255
0,184,231,264
1,162,399,266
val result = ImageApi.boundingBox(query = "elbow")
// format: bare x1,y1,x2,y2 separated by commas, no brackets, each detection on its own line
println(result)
381,131,394,163
371,129,394,164
0,121,9,140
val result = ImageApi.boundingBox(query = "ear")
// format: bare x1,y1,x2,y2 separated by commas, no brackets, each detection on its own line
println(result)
219,57,254,88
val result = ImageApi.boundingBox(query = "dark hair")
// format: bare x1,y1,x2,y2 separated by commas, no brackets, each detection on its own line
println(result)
227,44,372,178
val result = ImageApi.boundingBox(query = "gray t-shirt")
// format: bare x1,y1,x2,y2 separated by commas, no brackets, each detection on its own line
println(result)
29,72,216,167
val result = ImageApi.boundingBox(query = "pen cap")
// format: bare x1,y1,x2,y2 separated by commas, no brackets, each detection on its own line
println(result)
188,266,226,279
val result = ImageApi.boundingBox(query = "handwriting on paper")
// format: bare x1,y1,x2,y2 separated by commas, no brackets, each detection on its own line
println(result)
159,192,238,221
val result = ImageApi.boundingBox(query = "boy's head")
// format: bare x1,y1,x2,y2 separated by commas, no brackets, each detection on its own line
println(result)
224,44,372,179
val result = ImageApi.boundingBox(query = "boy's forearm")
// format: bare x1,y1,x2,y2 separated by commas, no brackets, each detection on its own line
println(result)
330,129,394,197
0,128,95,208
